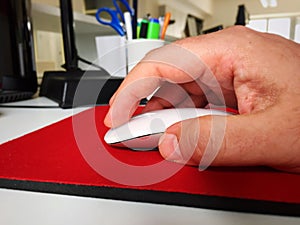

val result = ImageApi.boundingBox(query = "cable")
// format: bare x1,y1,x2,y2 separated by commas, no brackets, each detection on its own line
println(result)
77,56,105,71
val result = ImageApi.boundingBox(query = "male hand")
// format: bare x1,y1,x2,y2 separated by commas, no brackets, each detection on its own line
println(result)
104,26,300,173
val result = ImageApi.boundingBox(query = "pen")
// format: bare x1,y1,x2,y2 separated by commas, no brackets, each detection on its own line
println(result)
132,0,138,39
159,16,164,37
124,11,133,40
160,12,171,40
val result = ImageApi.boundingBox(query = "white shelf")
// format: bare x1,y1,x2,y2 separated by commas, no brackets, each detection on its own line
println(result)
31,2,177,73
31,2,116,36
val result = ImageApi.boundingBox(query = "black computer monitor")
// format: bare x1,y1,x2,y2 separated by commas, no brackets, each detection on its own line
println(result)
0,0,38,102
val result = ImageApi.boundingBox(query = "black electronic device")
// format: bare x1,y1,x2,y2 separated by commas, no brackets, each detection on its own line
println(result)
235,4,249,26
202,25,223,34
0,0,38,103
39,0,123,108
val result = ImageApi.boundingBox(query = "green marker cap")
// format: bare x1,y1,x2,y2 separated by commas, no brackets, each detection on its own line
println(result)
147,18,160,39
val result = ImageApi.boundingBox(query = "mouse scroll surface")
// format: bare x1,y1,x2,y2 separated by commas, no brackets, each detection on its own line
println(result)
104,108,231,151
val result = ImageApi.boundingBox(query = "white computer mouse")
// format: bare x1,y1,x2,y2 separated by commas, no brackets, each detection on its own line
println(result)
104,108,231,151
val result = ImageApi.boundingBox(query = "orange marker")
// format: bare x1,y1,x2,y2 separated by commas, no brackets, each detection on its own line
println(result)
160,12,171,40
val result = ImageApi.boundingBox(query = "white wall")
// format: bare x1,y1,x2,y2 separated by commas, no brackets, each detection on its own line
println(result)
137,0,300,39
137,0,212,18
204,0,300,30
137,0,160,18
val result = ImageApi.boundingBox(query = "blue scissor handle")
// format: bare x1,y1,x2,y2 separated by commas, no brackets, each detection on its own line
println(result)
113,0,134,21
95,7,125,36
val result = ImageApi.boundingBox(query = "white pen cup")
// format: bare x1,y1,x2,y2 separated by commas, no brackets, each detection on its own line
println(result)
96,35,127,77
126,39,166,72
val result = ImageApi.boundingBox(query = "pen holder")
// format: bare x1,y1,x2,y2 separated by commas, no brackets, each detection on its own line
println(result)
96,35,127,77
126,39,165,72
96,36,166,77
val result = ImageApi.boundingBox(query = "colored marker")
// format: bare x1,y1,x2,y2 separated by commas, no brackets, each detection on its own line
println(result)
160,12,171,40
139,19,149,38
147,18,160,39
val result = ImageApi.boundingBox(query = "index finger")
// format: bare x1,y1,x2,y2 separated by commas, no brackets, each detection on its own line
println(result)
104,44,213,128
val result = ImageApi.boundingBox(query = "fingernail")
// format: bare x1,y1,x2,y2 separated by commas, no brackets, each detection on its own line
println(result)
104,110,112,128
159,133,183,161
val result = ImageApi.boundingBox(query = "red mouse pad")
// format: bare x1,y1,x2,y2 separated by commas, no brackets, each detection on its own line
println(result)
0,106,299,216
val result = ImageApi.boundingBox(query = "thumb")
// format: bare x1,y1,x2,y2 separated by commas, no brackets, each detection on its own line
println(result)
158,114,268,169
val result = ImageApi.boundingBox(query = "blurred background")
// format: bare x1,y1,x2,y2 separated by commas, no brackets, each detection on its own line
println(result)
31,0,300,83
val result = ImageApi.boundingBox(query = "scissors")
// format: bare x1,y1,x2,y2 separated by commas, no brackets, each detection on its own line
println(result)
95,0,134,36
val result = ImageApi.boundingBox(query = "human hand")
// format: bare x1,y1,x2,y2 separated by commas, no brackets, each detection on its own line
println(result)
104,26,300,173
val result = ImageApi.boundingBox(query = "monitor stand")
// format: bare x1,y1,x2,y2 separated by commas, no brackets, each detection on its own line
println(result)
39,0,123,108
39,70,123,109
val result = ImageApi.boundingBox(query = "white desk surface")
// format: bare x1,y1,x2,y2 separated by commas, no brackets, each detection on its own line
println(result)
0,97,299,225
0,97,88,144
